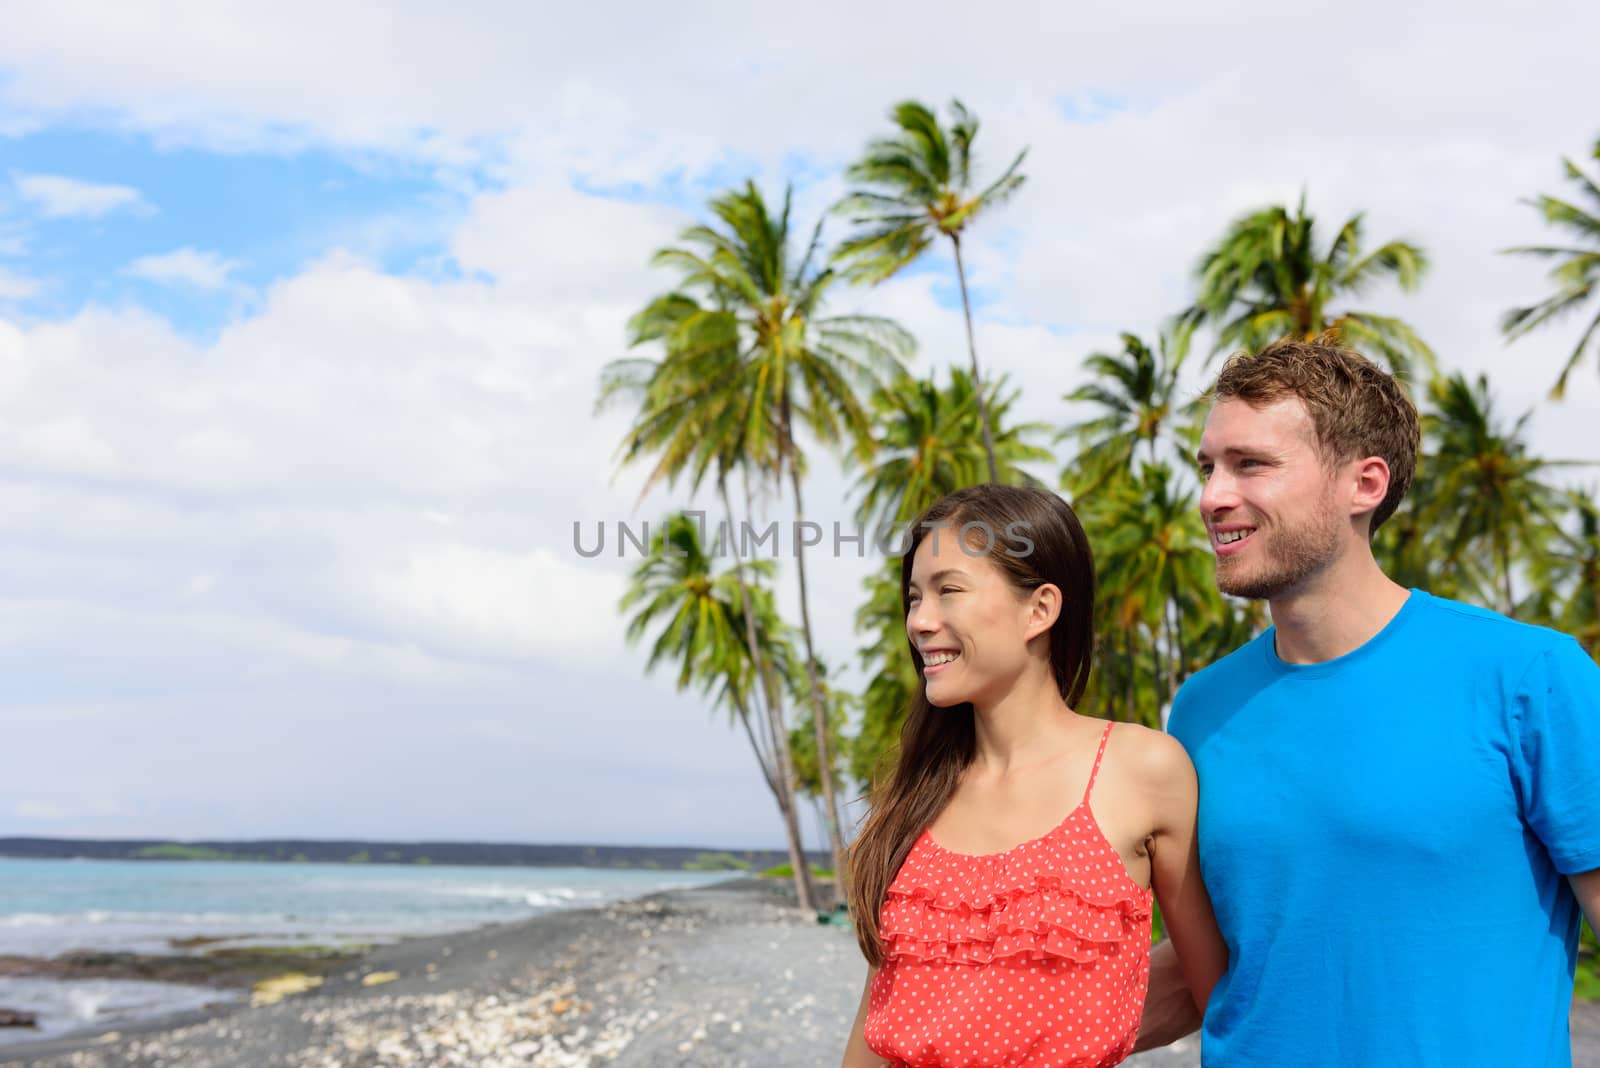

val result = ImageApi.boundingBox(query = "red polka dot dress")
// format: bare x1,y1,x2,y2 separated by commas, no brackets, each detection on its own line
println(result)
864,723,1153,1068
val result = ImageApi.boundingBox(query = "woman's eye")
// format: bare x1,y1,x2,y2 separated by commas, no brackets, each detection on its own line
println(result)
940,586,960,595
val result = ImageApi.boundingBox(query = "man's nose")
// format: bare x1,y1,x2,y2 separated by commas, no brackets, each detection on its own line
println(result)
1199,469,1239,516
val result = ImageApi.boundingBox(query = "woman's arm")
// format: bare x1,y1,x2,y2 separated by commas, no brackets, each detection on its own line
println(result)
841,965,890,1067
1133,733,1228,1050
1135,938,1202,1051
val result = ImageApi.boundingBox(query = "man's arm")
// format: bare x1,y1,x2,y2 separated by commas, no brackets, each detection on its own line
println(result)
1572,868,1600,935
1133,731,1226,1052
1134,938,1203,1051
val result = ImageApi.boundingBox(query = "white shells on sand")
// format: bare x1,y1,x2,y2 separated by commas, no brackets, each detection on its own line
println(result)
286,979,648,1068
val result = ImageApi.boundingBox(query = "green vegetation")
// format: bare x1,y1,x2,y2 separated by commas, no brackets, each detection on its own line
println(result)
1579,920,1600,1000
603,181,916,910
135,844,253,861
603,107,1600,999
1183,195,1434,377
835,99,1027,483
1502,138,1600,398
759,862,834,880
683,851,752,872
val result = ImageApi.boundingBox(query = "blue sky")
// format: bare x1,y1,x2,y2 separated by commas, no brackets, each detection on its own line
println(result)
2,127,490,336
1,2,1598,848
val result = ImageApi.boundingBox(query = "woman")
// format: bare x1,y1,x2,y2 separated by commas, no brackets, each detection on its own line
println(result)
841,485,1225,1068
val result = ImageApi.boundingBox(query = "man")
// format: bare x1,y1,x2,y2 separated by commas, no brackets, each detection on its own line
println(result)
1137,337,1600,1065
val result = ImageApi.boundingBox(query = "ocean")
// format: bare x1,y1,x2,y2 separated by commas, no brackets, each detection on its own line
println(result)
0,857,729,1045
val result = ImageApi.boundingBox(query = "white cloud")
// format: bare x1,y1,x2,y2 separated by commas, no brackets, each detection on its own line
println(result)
14,172,149,218
2,2,1599,843
0,267,38,299
15,799,67,820
126,247,242,289
354,542,628,659
0,181,708,679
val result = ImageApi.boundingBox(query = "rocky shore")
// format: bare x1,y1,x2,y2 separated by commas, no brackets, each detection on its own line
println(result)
1,878,1593,1067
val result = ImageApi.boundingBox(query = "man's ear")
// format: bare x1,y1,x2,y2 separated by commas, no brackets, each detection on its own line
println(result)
1349,455,1391,527
1025,583,1063,642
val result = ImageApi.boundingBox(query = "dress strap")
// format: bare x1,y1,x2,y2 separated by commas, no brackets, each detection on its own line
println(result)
1082,722,1114,806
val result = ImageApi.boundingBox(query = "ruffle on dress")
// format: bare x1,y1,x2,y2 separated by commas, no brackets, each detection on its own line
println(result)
880,828,1152,968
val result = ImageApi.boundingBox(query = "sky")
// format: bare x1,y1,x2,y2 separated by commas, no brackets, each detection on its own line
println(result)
2,1,1598,849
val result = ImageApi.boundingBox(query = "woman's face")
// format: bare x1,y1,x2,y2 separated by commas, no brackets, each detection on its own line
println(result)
905,523,1043,709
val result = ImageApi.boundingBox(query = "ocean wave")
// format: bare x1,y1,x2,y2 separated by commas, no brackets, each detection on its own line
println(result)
0,862,725,958
1,910,287,928
0,977,241,1046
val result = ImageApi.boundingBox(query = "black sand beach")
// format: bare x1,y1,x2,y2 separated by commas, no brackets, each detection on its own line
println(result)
1,877,1593,1067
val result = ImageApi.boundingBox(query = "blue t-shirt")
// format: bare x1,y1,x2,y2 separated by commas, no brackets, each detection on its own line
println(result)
1167,590,1600,1067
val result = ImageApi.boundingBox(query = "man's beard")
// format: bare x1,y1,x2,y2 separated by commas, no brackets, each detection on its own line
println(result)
1215,501,1343,601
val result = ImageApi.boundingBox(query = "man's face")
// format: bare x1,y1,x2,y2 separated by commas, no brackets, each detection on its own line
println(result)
1197,396,1348,600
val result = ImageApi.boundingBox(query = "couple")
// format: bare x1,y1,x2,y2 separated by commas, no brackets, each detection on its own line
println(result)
839,338,1600,1067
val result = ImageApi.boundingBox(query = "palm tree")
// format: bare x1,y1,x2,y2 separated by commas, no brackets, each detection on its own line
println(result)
1185,195,1433,377
1418,373,1572,614
1075,463,1214,725
834,99,1027,483
1058,324,1193,496
600,292,773,496
629,180,914,898
850,560,922,791
621,515,813,872
851,367,1051,532
785,655,857,856
844,371,1049,794
1055,322,1237,724
601,290,820,909
1536,489,1600,660
1502,137,1600,399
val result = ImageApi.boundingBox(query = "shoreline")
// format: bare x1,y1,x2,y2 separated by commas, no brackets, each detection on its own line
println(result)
0,876,849,1067
1,878,1594,1067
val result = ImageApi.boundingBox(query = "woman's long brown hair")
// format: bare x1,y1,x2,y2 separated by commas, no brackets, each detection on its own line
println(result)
845,484,1095,966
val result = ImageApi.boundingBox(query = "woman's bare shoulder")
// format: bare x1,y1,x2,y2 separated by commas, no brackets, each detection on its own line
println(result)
1106,721,1195,792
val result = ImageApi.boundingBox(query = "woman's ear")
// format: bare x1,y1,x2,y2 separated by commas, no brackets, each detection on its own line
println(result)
1024,583,1063,642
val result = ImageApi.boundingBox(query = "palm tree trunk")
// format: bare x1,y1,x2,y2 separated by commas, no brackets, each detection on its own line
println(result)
1172,594,1189,685
1587,562,1600,661
1500,537,1516,616
1149,626,1164,724
1122,626,1135,724
719,478,817,912
950,234,1000,485
782,425,848,903
742,475,822,906
730,690,776,793
1160,607,1175,706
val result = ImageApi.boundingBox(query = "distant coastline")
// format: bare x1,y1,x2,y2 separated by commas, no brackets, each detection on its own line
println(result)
0,837,826,872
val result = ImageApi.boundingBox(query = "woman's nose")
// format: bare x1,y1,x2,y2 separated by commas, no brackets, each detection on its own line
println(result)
907,601,938,636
